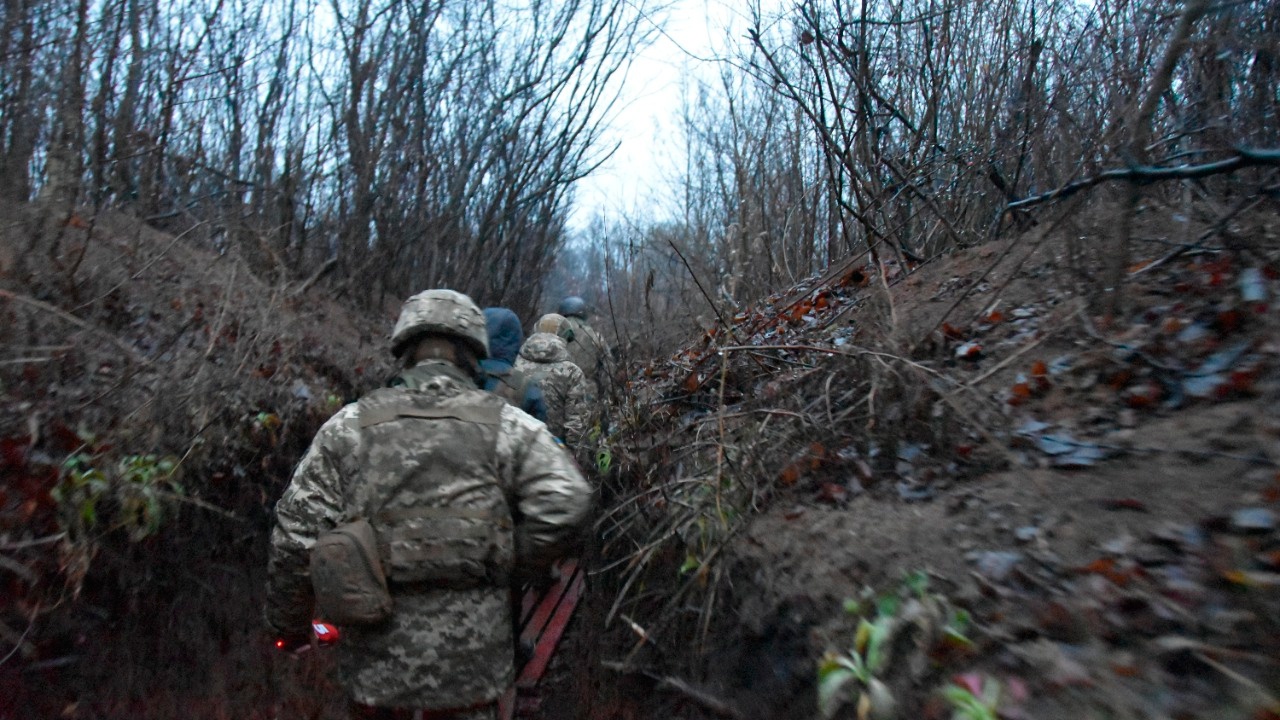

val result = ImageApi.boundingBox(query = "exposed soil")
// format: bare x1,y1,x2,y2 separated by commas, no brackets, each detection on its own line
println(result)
4,198,1280,720
587,201,1280,720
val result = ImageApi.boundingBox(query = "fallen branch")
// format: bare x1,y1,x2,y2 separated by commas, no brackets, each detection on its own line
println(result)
1004,147,1280,213
601,662,743,719
291,255,337,297
1132,170,1279,276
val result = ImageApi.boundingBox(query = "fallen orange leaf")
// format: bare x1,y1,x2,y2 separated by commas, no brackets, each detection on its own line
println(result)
1108,369,1133,391
817,482,848,504
682,373,700,393
1111,663,1141,678
1229,368,1259,394
1078,557,1135,586
1216,309,1242,332
1222,569,1250,586
778,464,801,486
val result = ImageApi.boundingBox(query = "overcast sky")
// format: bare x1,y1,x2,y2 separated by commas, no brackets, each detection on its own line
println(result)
569,0,759,229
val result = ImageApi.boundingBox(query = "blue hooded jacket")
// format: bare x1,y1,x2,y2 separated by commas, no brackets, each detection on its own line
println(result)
479,307,547,422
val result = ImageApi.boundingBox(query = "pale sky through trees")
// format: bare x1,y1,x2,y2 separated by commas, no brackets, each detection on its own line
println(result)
570,0,755,229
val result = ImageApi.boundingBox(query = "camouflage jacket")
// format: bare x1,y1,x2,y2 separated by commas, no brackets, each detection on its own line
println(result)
514,333,589,443
265,361,592,709
561,316,610,397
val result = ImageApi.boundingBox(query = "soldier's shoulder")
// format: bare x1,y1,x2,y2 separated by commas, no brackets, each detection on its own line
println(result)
315,403,361,445
498,402,549,435
431,387,508,417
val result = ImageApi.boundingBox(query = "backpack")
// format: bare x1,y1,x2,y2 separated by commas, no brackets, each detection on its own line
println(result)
480,364,547,422
310,389,512,626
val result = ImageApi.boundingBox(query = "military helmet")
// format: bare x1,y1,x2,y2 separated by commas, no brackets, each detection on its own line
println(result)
391,289,489,359
534,313,567,335
558,296,587,318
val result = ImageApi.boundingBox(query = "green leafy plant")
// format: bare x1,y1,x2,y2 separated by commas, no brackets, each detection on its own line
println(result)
904,569,930,598
52,453,182,541
944,608,974,648
819,572,979,719
53,454,110,532
817,594,900,718
116,454,181,540
941,677,1001,720
904,570,975,649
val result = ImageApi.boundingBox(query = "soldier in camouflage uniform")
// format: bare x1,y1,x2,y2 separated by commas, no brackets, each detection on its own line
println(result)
514,313,588,444
556,297,611,399
265,289,592,720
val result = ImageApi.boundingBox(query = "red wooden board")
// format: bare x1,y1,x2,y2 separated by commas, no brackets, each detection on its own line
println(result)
518,559,578,642
506,559,586,719
517,567,584,688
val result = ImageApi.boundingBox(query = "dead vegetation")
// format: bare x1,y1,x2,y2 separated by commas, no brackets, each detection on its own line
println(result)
0,204,384,718
589,200,1280,719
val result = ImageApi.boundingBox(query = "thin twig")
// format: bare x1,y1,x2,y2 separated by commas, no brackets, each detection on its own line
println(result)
965,298,1086,386
0,554,38,583
599,662,743,719
0,290,146,363
70,221,207,313
715,351,729,528
0,612,36,667
1193,651,1280,705
0,533,66,551
664,236,740,346
964,331,1054,387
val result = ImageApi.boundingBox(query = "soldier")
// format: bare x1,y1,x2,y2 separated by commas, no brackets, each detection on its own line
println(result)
514,313,588,444
556,296,611,397
479,307,546,422
265,289,592,720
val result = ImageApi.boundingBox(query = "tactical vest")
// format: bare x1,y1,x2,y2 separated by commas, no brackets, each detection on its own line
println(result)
353,387,514,589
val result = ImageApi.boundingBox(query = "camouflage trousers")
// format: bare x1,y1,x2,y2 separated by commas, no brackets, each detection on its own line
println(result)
349,701,498,720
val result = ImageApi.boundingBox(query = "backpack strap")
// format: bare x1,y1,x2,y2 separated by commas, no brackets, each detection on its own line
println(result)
359,400,503,428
